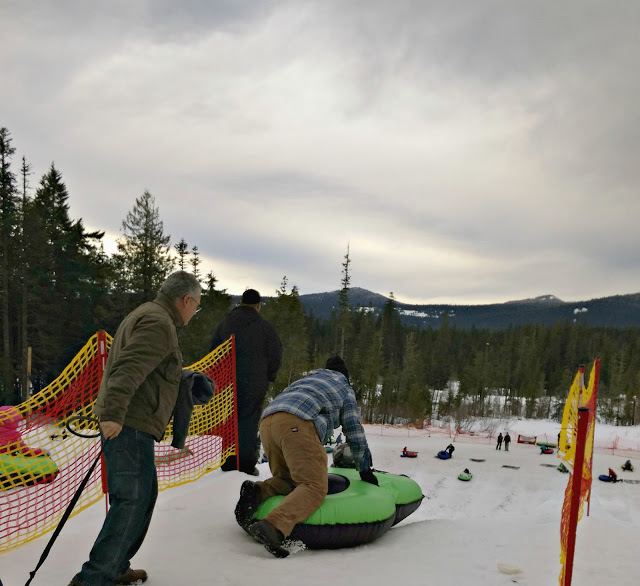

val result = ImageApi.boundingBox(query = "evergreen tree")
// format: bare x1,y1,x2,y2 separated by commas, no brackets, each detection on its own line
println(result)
337,244,353,356
113,190,173,305
0,128,18,400
190,245,201,280
427,312,454,389
174,238,190,270
24,164,109,389
404,331,429,421
360,329,383,421
379,293,403,367
261,277,309,395
18,156,32,400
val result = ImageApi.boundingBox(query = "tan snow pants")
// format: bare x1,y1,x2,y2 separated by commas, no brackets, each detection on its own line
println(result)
257,412,328,537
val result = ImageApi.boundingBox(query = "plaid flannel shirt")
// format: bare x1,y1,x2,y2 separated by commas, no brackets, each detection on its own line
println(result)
261,368,372,471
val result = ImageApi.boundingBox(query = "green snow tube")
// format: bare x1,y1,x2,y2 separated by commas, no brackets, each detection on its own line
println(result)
253,468,424,549
0,453,59,490
458,471,473,481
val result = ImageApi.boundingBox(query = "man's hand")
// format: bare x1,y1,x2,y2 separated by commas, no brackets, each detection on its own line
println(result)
359,468,379,486
99,420,123,439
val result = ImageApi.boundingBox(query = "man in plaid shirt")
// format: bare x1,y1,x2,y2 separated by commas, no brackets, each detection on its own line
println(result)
234,356,378,557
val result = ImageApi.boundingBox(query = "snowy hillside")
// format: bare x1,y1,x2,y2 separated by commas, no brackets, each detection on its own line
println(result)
1,420,639,586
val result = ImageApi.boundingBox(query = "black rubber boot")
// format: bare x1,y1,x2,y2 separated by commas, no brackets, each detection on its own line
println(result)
248,519,289,558
235,481,262,533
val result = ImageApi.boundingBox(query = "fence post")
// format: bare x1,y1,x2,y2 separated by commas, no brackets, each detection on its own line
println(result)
96,331,109,512
563,407,589,586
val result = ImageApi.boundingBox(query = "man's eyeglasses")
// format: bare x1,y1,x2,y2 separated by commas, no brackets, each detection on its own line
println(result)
190,297,202,313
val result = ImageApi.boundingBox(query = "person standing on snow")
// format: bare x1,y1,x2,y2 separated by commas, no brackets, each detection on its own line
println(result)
69,271,202,586
496,432,503,450
234,356,378,558
504,432,511,452
210,288,282,475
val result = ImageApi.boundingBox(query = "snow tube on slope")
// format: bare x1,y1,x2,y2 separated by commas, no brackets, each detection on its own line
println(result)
458,471,473,481
253,468,424,549
598,474,618,483
0,453,59,490
401,451,418,458
540,446,554,454
436,450,452,460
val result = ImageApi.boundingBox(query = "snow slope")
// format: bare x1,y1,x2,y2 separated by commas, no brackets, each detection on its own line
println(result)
1,420,639,586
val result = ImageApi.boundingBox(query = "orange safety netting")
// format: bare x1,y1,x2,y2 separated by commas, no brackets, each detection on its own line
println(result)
558,359,599,585
0,331,237,553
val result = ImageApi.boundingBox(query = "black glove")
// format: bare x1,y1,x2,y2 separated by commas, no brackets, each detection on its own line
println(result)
359,468,379,486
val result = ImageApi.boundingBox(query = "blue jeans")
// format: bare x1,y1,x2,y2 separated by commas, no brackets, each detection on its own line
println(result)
72,427,158,586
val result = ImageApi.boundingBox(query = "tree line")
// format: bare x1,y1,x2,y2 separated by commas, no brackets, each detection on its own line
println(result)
1,126,639,426
0,127,232,400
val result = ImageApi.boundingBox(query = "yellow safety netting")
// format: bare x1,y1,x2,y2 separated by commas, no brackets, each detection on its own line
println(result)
0,331,237,553
558,359,600,585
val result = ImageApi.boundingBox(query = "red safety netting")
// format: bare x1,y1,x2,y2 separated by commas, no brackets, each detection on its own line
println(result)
0,331,237,552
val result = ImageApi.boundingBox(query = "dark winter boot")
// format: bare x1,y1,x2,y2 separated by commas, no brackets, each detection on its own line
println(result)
221,456,237,471
248,519,289,558
113,568,148,584
235,481,263,533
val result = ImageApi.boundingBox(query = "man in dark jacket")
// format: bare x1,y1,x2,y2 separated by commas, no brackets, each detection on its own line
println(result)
504,432,511,451
234,356,377,558
69,271,201,586
496,432,503,450
210,289,282,475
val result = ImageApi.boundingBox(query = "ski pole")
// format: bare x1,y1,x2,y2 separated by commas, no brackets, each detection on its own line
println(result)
25,416,104,586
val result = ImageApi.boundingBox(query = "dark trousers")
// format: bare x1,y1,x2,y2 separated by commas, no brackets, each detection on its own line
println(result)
222,409,261,473
72,427,158,586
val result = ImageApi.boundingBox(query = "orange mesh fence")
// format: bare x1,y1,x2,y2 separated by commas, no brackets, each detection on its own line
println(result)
0,331,237,553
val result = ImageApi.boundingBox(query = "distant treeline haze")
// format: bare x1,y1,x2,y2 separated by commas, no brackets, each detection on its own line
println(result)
1,127,639,425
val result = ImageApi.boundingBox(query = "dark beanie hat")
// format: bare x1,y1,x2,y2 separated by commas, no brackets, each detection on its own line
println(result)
241,289,261,304
326,355,349,381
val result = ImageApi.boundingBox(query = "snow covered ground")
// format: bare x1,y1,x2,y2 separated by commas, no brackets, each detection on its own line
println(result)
1,419,640,586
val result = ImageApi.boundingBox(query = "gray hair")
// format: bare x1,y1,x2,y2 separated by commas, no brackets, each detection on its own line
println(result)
160,271,201,301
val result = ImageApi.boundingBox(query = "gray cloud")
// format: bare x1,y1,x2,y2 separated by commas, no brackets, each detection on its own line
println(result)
2,0,640,304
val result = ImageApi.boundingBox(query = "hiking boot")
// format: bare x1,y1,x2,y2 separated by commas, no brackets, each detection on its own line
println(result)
113,568,148,584
235,480,262,533
248,519,289,558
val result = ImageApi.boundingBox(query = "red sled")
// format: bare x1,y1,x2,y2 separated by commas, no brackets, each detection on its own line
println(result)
401,450,418,458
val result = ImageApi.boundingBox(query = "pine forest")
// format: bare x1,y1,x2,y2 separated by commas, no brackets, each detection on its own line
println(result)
1,127,639,427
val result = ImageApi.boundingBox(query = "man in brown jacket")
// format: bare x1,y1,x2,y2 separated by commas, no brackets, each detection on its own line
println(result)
69,271,201,586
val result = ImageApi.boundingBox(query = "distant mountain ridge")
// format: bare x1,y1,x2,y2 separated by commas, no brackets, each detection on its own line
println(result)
296,287,640,329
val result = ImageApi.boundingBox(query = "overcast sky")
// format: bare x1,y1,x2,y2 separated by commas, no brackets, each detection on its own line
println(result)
2,1,640,305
